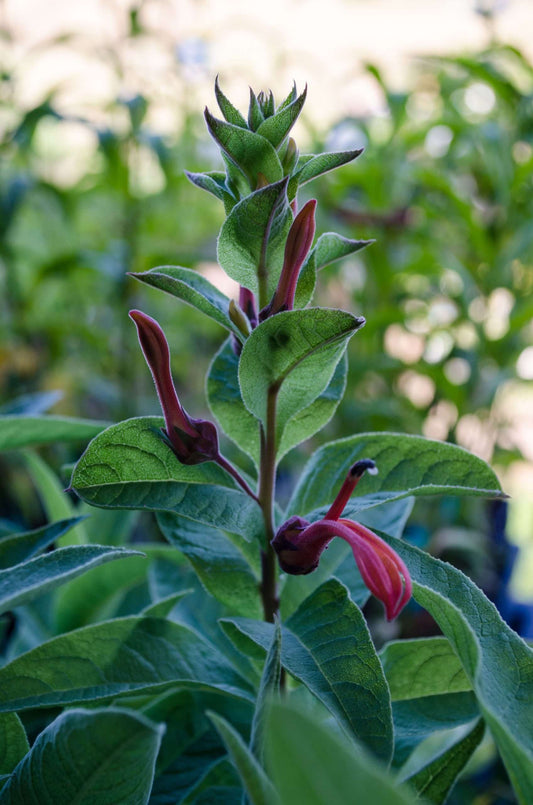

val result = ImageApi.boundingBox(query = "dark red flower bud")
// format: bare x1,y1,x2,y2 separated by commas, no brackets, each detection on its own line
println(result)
260,199,316,319
129,309,219,465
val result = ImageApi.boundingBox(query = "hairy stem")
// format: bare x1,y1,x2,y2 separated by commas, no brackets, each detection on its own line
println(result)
258,385,279,622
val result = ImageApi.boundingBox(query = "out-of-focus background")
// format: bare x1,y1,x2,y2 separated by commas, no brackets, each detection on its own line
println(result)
2,1,532,616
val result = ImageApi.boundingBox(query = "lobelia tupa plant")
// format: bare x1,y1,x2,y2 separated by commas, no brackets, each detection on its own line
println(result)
0,80,531,804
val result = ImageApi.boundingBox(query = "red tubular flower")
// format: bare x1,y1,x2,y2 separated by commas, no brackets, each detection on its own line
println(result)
129,309,219,465
260,199,316,319
272,459,412,620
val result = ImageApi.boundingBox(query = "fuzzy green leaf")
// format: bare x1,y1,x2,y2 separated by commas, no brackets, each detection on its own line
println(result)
0,415,108,451
205,109,283,186
1,707,164,805
0,616,251,713
217,178,291,296
215,77,248,128
380,637,471,701
0,714,29,776
239,309,364,440
248,89,265,131
250,621,282,763
130,266,244,340
70,417,263,542
386,534,533,803
224,579,393,762
288,432,504,516
208,712,279,805
157,512,262,618
0,545,143,615
266,701,415,805
405,718,485,804
288,149,363,197
256,87,306,148
0,517,84,569
185,170,235,207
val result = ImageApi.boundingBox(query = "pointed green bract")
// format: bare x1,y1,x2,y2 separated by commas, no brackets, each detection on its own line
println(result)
215,77,248,128
239,309,364,439
130,266,244,340
248,88,265,131
204,109,283,187
184,170,235,208
217,178,291,296
288,148,363,197
256,86,306,148
1,708,164,805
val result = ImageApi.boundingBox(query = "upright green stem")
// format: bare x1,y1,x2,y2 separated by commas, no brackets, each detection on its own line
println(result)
258,384,279,622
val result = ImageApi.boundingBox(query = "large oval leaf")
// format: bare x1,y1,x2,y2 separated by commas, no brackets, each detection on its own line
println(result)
0,616,252,713
2,707,164,805
239,308,364,440
288,432,504,516
70,418,263,542
224,579,393,762
385,533,533,804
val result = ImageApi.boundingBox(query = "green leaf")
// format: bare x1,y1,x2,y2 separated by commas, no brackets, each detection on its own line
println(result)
0,517,84,569
215,77,248,128
277,354,347,460
405,718,485,804
22,451,87,546
1,707,164,804
208,712,279,805
217,178,291,297
380,637,471,701
0,415,108,450
70,418,263,543
239,309,364,441
53,548,178,632
205,109,283,186
207,339,261,467
0,545,143,615
225,579,393,761
385,534,533,803
185,170,235,209
308,232,373,272
392,693,480,768
288,149,363,197
130,266,244,341
0,714,29,775
141,590,190,618
250,621,282,762
0,616,252,713
288,432,505,517
266,700,415,805
248,89,265,131
157,512,262,618
256,87,306,148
